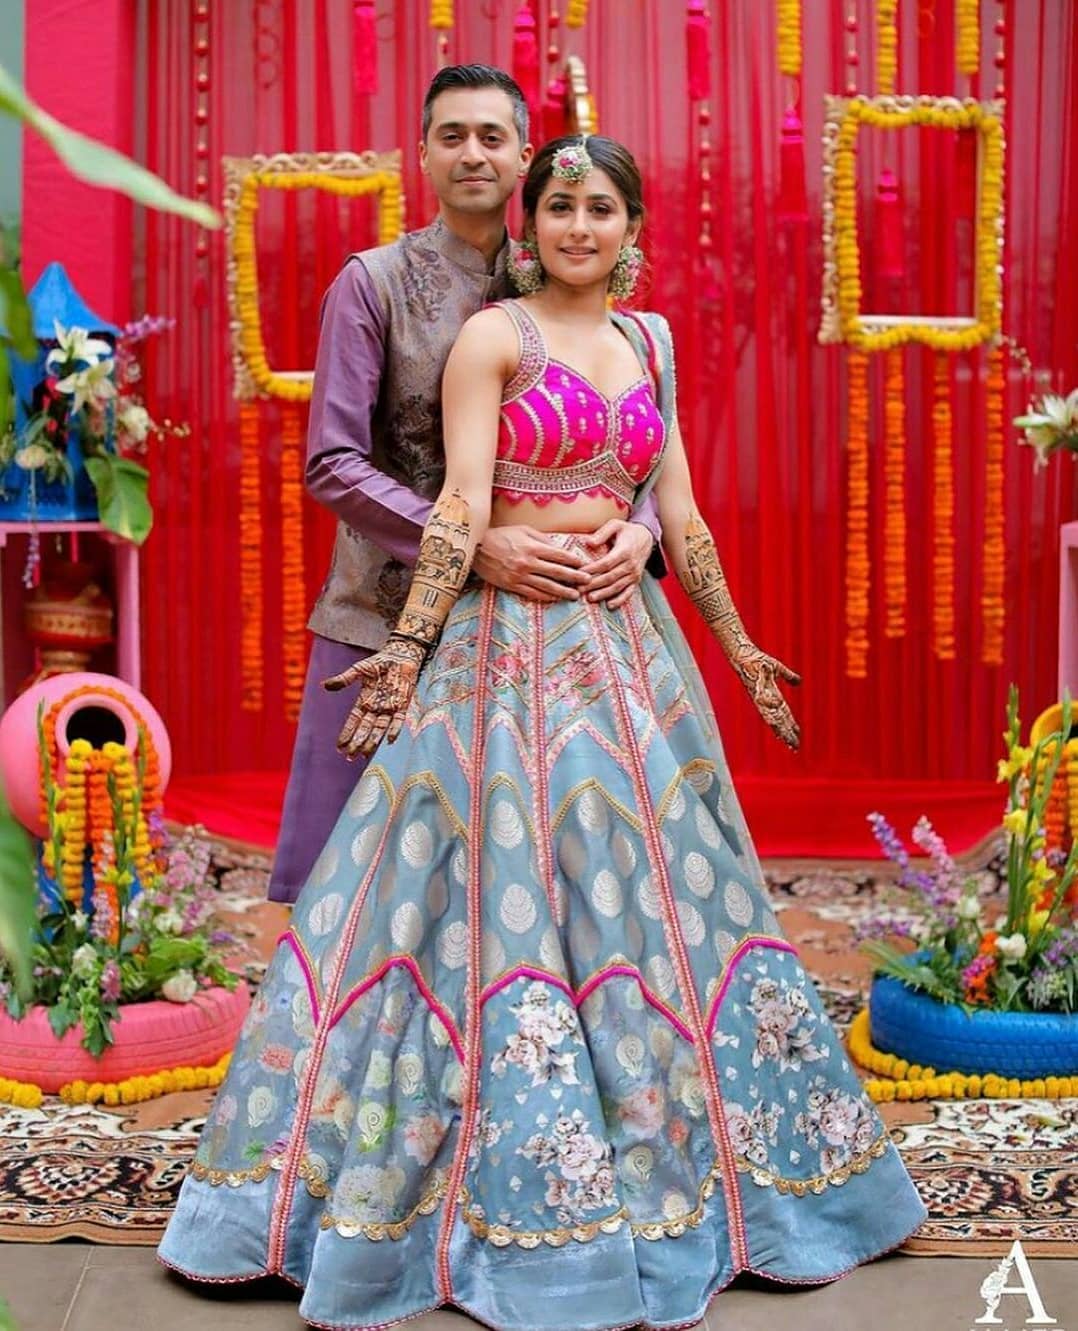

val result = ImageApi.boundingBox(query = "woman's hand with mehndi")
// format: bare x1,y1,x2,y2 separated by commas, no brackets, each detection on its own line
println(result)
580,519,654,608
323,636,426,760
730,645,801,750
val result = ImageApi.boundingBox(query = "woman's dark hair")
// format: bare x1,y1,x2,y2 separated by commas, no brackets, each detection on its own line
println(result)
522,135,646,225
422,65,529,146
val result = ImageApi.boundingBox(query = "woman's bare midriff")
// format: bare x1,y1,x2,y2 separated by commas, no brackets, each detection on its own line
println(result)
490,493,628,534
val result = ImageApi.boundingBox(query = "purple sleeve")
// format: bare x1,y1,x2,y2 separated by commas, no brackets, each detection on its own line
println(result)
630,490,667,578
305,258,432,567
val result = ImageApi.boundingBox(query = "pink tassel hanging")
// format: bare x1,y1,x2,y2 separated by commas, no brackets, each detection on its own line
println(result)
353,0,378,97
543,74,568,143
686,0,711,101
513,2,541,117
876,167,904,278
777,105,809,222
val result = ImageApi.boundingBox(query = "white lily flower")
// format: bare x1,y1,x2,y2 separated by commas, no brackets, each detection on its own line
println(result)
956,894,982,921
45,321,113,374
55,357,116,414
117,401,152,443
995,931,1028,962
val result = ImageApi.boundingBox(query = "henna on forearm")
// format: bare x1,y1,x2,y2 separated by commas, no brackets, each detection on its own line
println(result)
682,513,754,663
387,489,475,659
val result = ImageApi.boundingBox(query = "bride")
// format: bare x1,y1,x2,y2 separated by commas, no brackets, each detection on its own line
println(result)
159,133,925,1331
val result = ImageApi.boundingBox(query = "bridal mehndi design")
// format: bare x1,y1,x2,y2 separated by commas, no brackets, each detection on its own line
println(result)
328,490,475,758
682,513,801,750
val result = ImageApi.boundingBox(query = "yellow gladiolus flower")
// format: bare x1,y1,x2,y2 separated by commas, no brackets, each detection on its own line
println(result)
1002,808,1027,837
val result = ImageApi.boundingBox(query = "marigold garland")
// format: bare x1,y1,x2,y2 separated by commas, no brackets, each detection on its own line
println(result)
429,0,453,27
848,1009,1076,1102
882,348,907,637
956,0,980,76
823,98,1004,352
876,0,898,95
845,351,871,678
566,0,589,27
775,0,801,76
280,403,308,722
234,170,404,403
238,400,264,712
981,345,1006,664
0,1077,43,1109
932,352,956,660
58,1053,232,1105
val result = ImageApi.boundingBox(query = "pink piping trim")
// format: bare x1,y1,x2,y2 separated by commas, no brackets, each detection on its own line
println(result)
330,954,465,1063
704,937,798,1040
279,931,321,1026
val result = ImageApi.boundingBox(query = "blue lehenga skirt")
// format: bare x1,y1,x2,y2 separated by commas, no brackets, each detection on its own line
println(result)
158,558,926,1331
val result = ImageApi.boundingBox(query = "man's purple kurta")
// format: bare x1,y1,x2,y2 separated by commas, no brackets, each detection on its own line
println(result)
268,217,662,903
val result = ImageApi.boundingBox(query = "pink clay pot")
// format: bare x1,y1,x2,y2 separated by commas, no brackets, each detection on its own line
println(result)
0,672,172,839
0,984,249,1093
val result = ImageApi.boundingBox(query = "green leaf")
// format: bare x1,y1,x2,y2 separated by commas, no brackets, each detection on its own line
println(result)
47,1003,76,1040
0,781,36,1000
0,63,222,231
0,1294,18,1331
83,454,153,544
0,265,35,359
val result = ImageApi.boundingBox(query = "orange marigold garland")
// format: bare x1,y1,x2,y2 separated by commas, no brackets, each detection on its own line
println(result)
956,0,979,76
566,0,590,27
876,0,898,95
776,0,802,77
280,402,308,722
429,0,453,28
239,400,263,712
981,346,1006,665
931,352,956,660
882,348,907,637
845,351,871,678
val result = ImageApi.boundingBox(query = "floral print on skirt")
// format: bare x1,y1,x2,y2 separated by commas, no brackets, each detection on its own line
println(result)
158,556,926,1331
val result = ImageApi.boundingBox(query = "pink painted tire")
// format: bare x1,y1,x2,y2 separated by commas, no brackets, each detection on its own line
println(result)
0,671,172,838
0,984,249,1093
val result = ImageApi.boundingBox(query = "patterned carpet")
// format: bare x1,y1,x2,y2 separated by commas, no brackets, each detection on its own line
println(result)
0,835,1074,1254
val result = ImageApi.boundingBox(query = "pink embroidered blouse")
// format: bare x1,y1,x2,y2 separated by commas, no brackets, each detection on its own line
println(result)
492,300,665,512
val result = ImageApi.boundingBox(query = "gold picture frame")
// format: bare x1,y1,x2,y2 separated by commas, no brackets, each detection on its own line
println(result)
819,96,1004,352
223,150,405,402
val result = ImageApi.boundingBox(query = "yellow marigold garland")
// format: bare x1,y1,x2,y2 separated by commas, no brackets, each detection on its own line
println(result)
0,1077,43,1109
239,400,264,712
776,0,801,76
956,0,979,76
882,348,907,637
59,1053,231,1105
981,346,1005,664
60,741,88,902
876,0,898,95
234,171,404,403
566,0,589,27
830,99,1004,352
429,0,453,27
848,1009,1077,1102
280,403,308,722
932,352,956,660
845,351,871,678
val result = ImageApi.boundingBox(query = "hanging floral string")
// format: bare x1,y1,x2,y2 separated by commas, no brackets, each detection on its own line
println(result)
280,403,307,722
932,353,956,660
846,352,871,679
238,400,263,711
882,349,907,638
956,0,980,76
353,1,378,97
876,0,898,94
981,346,1006,665
776,0,801,76
429,0,453,27
565,0,588,26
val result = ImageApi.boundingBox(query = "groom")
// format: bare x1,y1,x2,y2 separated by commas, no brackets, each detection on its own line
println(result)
268,64,662,903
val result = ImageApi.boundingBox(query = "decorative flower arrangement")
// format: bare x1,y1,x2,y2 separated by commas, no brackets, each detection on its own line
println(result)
861,687,1078,1015
1014,387,1078,468
0,314,185,544
0,715,238,1057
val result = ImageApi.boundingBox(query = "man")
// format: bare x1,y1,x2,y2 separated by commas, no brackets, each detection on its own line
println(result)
268,64,661,904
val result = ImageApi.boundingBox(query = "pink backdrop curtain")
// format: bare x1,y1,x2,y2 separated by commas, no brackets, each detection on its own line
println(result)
125,0,1077,786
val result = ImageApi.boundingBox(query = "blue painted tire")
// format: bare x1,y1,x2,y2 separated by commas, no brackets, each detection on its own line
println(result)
869,976,1078,1079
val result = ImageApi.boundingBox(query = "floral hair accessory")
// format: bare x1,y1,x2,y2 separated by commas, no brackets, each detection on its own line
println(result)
551,138,593,185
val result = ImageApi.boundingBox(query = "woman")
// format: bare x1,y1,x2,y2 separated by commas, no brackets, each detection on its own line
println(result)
159,135,926,1331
